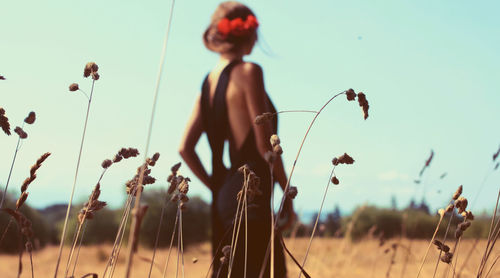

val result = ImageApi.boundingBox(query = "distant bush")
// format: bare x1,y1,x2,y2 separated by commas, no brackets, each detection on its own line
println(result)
0,192,51,254
338,206,492,241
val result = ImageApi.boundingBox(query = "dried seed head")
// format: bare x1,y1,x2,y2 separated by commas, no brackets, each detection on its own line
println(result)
0,75,5,80
438,209,445,217
14,126,28,139
0,107,11,135
152,152,160,162
331,176,339,185
270,134,280,147
92,72,100,81
101,159,113,169
493,145,500,161
178,178,189,194
332,157,338,166
179,193,189,203
171,162,182,175
446,204,454,213
346,88,356,101
24,112,36,125
455,197,468,214
452,185,463,200
357,92,369,120
441,252,453,264
113,154,123,163
459,221,471,231
16,192,29,210
433,239,443,248
334,153,355,165
455,228,463,239
84,62,98,77
171,194,179,203
254,112,274,125
69,83,79,92
273,145,283,155
287,186,298,199
461,210,474,221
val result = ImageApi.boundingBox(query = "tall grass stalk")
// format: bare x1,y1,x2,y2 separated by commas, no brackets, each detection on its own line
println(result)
432,209,455,278
148,195,170,278
54,79,96,278
477,189,500,277
124,0,176,276
227,172,248,278
102,195,133,278
162,208,179,278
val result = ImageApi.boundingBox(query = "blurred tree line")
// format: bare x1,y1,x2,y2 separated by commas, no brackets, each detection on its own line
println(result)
0,191,493,254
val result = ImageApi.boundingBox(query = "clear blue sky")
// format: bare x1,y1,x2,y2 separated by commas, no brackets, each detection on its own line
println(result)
1,0,499,216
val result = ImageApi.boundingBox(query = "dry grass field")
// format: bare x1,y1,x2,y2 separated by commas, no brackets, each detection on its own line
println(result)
0,238,495,278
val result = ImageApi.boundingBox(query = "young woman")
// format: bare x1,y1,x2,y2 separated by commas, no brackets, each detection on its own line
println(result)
179,2,294,277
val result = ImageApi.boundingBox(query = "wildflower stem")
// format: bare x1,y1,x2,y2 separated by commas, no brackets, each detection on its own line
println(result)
416,213,444,278
0,135,21,209
298,167,335,278
71,222,87,277
162,208,179,278
273,90,345,235
433,210,455,278
54,79,95,278
148,197,170,278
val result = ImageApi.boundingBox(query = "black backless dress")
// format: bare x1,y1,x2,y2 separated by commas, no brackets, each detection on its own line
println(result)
200,61,287,278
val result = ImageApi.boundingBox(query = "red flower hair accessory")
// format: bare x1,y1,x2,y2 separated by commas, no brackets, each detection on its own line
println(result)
217,15,259,38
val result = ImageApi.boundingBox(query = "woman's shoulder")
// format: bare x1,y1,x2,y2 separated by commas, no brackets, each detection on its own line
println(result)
232,61,264,84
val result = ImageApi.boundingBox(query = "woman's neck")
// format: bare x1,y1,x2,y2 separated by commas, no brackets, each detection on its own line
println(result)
219,52,244,64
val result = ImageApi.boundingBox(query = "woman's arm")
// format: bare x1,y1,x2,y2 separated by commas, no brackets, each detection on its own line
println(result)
179,95,212,189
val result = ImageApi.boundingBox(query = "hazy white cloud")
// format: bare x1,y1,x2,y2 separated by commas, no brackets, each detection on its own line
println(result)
378,170,409,181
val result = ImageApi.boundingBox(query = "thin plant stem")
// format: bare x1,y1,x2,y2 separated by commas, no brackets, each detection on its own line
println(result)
180,205,185,278
228,174,248,278
64,220,85,278
477,189,500,277
0,218,14,245
28,242,34,278
109,199,134,278
298,167,335,278
484,255,500,278
244,180,248,278
71,222,87,277
227,171,246,276
54,79,96,278
457,237,479,276
162,208,180,278
103,195,133,277
270,167,274,278
416,213,445,278
0,135,21,208
433,210,455,278
148,197,170,278
124,0,176,275
273,91,345,234
276,110,317,114
176,208,181,278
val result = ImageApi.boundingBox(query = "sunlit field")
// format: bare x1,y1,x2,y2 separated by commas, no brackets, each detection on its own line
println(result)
0,238,494,278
